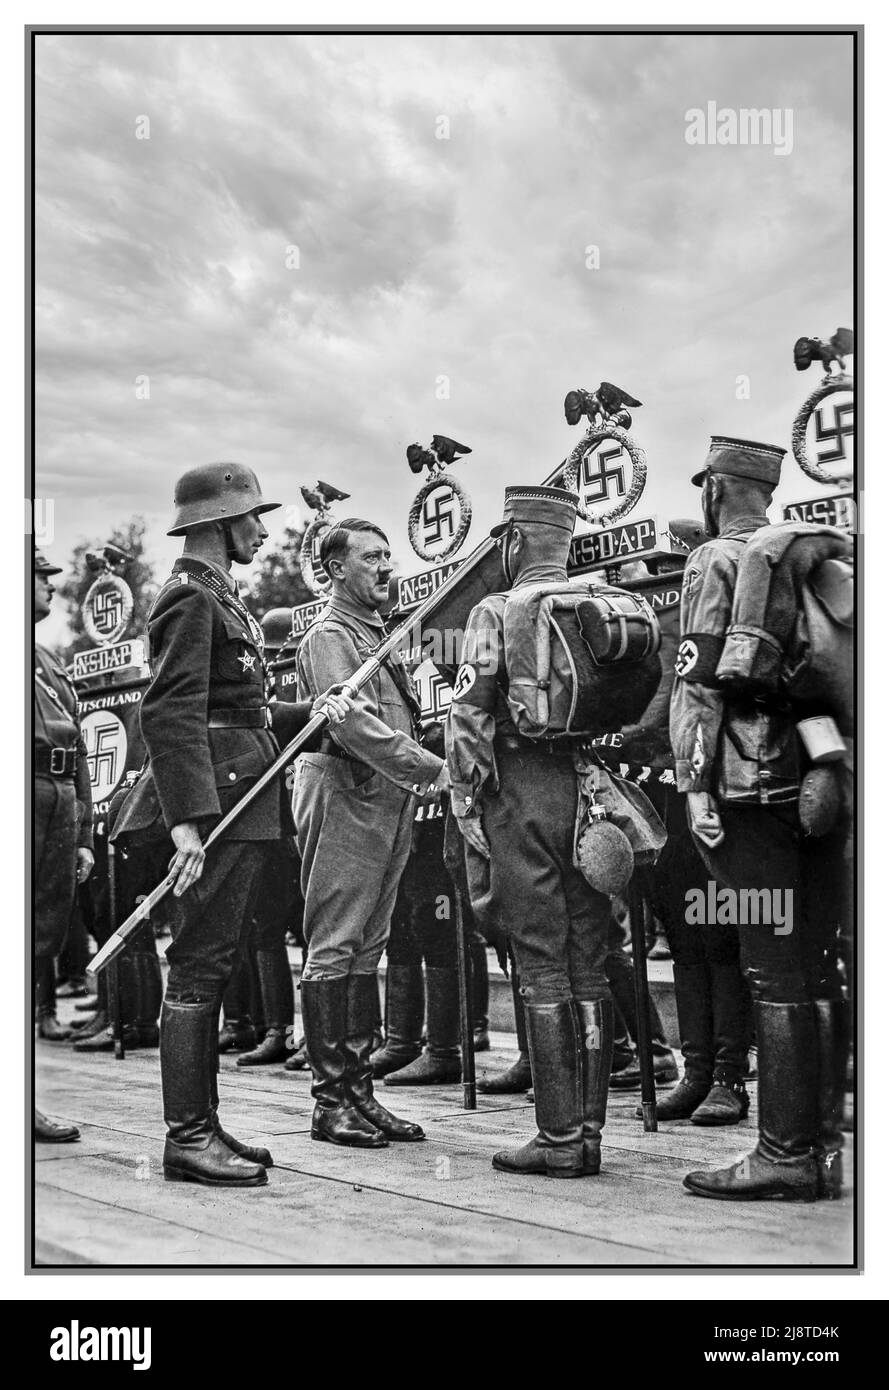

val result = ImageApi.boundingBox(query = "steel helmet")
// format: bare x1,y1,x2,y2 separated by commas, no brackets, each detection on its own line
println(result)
260,607,296,654
666,518,708,557
167,462,281,536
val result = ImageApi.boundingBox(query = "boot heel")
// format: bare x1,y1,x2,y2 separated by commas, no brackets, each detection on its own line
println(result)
163,1165,189,1182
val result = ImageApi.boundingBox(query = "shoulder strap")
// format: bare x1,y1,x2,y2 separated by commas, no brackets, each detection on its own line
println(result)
313,612,423,726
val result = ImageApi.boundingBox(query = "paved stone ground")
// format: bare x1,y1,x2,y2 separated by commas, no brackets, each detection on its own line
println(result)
34,1002,854,1269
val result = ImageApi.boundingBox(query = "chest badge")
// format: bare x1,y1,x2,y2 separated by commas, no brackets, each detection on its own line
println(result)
238,652,257,673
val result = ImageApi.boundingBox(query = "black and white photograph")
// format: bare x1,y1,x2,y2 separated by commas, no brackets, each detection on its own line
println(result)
26,18,863,1293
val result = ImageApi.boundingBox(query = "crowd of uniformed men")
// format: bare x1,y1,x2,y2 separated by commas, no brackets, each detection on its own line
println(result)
33,434,852,1204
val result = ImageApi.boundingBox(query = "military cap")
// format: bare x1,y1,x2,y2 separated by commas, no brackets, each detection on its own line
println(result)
691,436,785,488
34,549,63,576
489,485,578,538
168,462,281,536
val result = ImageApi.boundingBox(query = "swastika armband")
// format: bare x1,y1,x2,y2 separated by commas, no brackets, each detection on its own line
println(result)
674,633,725,686
452,661,499,710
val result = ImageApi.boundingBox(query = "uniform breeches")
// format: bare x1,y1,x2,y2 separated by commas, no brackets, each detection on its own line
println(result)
34,775,78,959
469,750,610,1004
695,804,848,1005
294,755,416,979
164,841,266,1002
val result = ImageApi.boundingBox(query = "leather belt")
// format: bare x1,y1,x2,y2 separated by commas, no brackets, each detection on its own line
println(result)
35,747,78,778
208,708,269,729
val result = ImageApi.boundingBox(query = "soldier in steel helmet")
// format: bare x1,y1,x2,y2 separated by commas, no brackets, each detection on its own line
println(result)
671,436,850,1202
33,549,94,1141
445,485,616,1179
112,463,352,1187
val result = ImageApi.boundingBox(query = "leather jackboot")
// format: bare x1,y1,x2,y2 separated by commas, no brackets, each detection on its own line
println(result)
345,974,425,1141
384,966,462,1085
131,937,163,1046
300,977,387,1147
684,1002,819,1202
370,959,424,1077
35,957,72,1041
237,946,294,1065
73,953,142,1052
161,1000,267,1186
576,997,614,1175
218,954,256,1051
206,1009,274,1167
479,969,533,1093
206,1045,272,1167
284,1033,308,1071
469,935,491,1051
71,972,106,1027
641,955,714,1118
814,998,850,1199
492,999,585,1178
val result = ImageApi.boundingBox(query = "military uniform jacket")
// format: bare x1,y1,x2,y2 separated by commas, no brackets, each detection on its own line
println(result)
296,593,442,792
112,558,315,843
669,519,799,805
34,642,93,850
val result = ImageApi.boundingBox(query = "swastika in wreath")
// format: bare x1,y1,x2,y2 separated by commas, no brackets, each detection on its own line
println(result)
408,472,472,561
421,487,458,546
82,574,134,646
812,400,854,466
563,425,648,526
792,375,854,486
92,587,123,634
581,444,627,505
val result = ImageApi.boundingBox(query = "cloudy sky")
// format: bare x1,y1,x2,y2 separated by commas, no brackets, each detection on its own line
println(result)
35,29,854,643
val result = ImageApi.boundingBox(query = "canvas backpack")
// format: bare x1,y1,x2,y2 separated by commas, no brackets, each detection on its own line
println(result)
716,523,853,732
500,581,662,740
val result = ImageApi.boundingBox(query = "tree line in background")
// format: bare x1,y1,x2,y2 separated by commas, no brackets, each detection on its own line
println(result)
55,517,317,663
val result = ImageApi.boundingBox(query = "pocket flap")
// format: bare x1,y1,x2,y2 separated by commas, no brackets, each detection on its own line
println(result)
212,748,261,786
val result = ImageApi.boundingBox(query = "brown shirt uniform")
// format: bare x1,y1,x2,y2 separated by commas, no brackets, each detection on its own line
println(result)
35,643,94,957
294,593,443,979
670,519,799,806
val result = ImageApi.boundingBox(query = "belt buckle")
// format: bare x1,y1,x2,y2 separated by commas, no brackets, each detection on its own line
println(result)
49,747,66,775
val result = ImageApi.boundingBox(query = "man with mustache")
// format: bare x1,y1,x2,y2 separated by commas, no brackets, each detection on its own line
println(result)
294,519,449,1149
